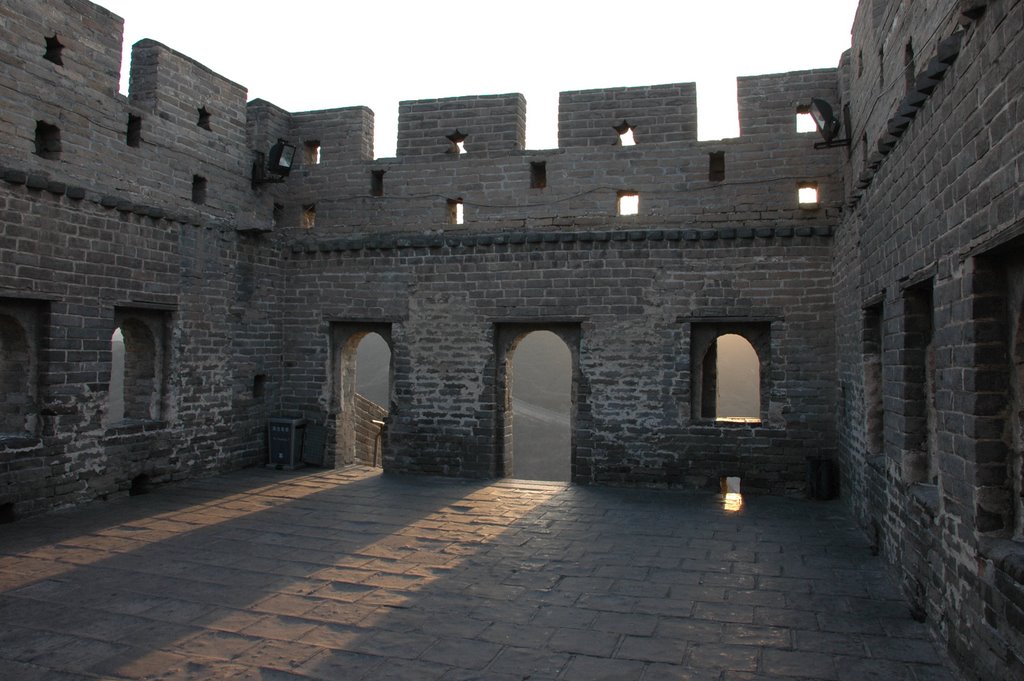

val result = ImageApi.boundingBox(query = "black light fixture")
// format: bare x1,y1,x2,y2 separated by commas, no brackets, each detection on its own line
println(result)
809,98,850,149
251,138,297,189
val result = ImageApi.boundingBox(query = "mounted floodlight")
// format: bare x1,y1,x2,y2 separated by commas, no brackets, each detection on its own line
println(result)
809,98,850,149
251,138,297,189
267,139,296,176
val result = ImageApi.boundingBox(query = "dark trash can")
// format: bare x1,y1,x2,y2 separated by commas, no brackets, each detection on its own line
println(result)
806,456,837,500
268,416,306,469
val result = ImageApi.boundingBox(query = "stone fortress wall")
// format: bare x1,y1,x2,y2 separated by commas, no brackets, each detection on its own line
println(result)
0,0,1021,678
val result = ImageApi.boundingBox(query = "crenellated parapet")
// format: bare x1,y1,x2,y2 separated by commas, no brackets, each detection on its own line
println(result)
396,94,526,157
737,69,839,137
558,83,698,147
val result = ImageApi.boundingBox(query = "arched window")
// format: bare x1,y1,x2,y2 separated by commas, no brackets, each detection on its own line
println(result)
691,323,768,423
109,310,168,424
0,314,32,433
108,327,125,422
710,334,761,422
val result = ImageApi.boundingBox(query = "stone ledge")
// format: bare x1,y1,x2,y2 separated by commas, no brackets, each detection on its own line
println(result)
0,163,207,228
291,224,835,256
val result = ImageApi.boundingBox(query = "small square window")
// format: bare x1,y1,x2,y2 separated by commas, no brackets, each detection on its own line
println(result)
44,35,64,66
530,161,547,189
614,121,636,146
305,140,321,165
127,114,142,147
796,110,817,133
34,121,61,160
447,130,467,155
448,199,464,225
617,192,639,216
798,183,819,207
708,152,725,182
191,175,207,204
302,204,316,229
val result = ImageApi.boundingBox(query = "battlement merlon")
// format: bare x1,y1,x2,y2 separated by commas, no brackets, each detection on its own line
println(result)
397,94,527,157
0,0,124,96
128,39,249,145
737,68,839,137
246,101,375,166
558,83,698,147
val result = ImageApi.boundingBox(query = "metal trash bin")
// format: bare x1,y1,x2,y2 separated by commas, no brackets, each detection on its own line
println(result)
268,416,306,469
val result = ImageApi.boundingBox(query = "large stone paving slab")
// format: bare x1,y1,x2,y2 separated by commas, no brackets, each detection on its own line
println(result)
0,467,963,680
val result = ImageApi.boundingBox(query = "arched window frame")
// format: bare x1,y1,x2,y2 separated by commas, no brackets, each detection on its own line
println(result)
690,321,771,424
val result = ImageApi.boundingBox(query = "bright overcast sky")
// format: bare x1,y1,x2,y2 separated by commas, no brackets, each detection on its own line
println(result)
97,0,859,158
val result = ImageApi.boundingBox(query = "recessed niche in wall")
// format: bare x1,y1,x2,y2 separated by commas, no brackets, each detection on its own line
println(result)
197,106,211,130
191,175,207,204
709,152,725,182
43,34,63,65
127,114,142,147
253,374,266,399
530,161,547,189
371,170,385,197
34,121,61,160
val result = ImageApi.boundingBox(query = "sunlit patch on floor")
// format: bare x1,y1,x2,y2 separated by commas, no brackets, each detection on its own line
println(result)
721,475,743,512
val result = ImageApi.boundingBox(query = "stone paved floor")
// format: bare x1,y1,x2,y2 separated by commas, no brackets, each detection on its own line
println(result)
0,467,963,681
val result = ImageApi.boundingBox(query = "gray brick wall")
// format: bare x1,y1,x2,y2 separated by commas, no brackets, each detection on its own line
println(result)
834,1,1024,679
1,1,1022,678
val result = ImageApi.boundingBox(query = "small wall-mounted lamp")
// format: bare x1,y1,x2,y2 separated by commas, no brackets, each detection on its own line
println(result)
809,98,851,149
251,138,297,189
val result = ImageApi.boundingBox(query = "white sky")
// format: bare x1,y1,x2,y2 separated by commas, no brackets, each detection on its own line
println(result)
97,0,858,158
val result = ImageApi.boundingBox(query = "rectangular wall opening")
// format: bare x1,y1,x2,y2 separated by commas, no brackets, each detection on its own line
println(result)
302,204,316,229
447,199,464,225
617,191,639,216
901,280,936,485
798,183,819,208
126,114,142,147
708,151,725,182
305,140,321,165
371,170,385,197
34,121,61,160
191,175,207,204
863,302,885,456
530,161,547,189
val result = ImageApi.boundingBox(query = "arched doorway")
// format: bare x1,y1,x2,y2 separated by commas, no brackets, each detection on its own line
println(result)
713,333,761,422
335,327,392,468
504,330,573,482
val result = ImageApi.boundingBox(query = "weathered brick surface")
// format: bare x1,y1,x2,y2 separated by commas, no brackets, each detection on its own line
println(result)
834,1,1024,679
1,1,1022,678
